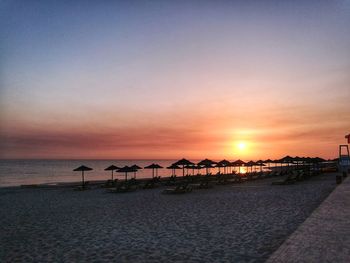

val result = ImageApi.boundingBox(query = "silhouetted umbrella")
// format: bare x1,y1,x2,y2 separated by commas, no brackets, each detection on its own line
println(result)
215,162,224,174
312,157,326,163
73,165,93,188
131,164,142,179
117,166,136,181
293,156,303,168
246,161,256,173
273,159,280,168
104,165,120,180
256,160,265,172
184,164,196,175
166,164,181,176
198,159,217,175
280,155,294,166
195,164,203,175
218,159,231,174
263,159,273,168
173,158,194,177
232,159,246,173
144,163,163,178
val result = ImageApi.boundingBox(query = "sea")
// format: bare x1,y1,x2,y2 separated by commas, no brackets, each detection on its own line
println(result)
0,159,266,187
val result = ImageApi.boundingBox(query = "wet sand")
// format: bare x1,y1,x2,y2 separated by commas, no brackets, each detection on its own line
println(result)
0,173,336,262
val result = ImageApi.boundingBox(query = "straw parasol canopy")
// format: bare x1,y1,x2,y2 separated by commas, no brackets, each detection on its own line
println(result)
215,162,224,174
166,164,181,176
246,161,256,173
73,165,93,187
232,159,246,173
144,163,163,178
263,159,273,168
194,164,203,175
131,164,142,179
117,166,136,181
197,159,217,175
173,158,194,176
292,156,303,168
184,164,196,176
312,157,326,163
217,159,231,174
104,165,120,180
256,160,265,172
280,155,294,166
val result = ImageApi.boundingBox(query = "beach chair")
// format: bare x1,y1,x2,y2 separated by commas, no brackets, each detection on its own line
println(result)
190,177,214,189
251,172,259,180
164,175,177,186
162,183,193,194
107,181,137,193
143,177,160,189
101,179,118,188
74,181,91,191
271,171,298,185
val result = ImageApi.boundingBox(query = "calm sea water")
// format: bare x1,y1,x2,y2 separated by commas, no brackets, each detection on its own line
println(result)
0,159,264,187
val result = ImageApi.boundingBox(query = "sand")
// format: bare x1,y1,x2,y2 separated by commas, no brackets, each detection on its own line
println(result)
0,174,336,262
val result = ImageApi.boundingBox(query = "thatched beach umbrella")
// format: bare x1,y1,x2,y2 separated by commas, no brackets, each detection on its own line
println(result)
198,159,217,175
184,164,196,176
166,164,181,176
144,163,163,178
263,159,273,168
232,159,246,174
280,155,294,167
104,165,120,180
256,160,265,172
173,158,194,177
131,165,142,179
117,166,136,181
218,159,231,174
73,165,93,188
195,164,203,175
293,156,303,168
215,162,224,174
246,161,256,173
273,159,280,168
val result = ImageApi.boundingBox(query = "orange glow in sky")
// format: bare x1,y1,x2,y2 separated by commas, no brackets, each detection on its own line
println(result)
0,1,350,160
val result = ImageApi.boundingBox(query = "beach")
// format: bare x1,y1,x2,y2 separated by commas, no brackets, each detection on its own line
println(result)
0,173,336,262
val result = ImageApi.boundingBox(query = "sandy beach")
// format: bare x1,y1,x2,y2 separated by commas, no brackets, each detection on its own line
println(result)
0,173,336,262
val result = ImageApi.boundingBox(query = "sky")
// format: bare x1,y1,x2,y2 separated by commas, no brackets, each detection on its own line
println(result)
0,0,350,160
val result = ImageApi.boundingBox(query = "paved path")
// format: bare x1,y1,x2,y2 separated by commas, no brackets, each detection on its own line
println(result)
267,174,350,263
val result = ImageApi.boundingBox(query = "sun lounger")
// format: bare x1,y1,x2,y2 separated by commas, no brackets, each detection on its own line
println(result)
107,181,137,193
162,183,193,194
164,175,177,186
271,171,298,185
101,179,118,188
143,177,160,189
74,181,91,191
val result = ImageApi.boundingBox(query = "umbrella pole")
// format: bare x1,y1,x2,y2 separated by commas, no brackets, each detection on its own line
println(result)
134,171,136,179
112,170,114,181
183,166,185,177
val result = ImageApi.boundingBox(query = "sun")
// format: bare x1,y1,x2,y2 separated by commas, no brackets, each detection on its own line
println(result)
237,141,247,152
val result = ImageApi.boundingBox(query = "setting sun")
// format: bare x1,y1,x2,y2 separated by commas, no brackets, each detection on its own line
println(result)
237,141,247,152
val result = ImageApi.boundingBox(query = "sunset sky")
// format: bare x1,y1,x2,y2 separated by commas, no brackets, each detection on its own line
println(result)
1,1,349,159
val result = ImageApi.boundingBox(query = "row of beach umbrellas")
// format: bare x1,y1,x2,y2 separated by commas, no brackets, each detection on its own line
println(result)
73,156,327,186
